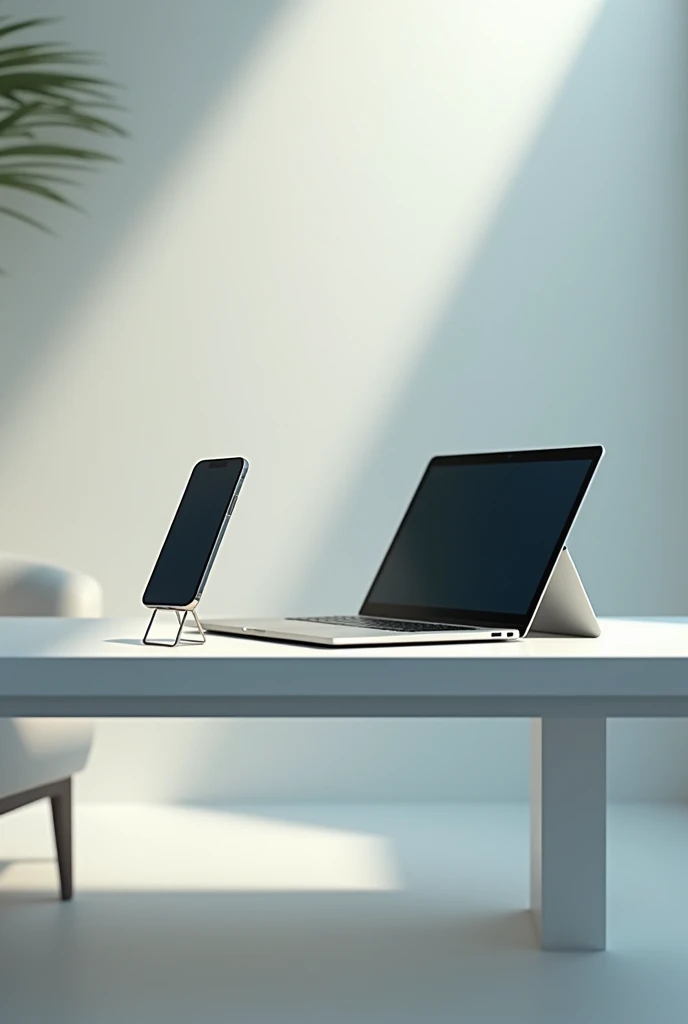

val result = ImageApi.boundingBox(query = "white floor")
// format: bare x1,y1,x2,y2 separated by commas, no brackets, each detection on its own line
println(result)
1,802,688,1023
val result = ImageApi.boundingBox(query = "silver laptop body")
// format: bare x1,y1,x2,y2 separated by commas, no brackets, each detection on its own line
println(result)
204,446,603,648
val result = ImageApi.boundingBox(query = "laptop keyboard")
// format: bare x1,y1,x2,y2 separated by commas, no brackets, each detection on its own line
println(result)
289,615,474,633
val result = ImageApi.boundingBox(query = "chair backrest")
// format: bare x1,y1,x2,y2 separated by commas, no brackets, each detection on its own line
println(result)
0,553,103,617
0,554,100,799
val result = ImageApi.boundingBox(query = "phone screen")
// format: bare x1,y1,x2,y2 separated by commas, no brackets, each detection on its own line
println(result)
143,458,247,608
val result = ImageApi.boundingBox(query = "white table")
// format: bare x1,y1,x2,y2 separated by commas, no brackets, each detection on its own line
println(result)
2,615,687,952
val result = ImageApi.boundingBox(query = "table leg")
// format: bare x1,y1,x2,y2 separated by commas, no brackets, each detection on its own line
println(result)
530,717,607,951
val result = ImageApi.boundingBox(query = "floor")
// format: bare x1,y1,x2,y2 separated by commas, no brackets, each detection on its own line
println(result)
1,802,688,1023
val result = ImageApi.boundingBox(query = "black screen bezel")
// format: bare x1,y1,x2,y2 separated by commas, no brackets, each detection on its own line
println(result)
142,457,246,609
360,445,603,632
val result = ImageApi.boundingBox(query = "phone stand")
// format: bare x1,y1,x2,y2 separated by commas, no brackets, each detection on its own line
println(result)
142,608,206,648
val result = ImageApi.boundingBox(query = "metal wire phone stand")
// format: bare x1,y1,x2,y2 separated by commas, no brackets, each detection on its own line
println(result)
142,608,206,647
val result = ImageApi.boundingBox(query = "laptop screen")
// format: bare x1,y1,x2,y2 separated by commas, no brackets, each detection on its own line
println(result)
361,446,602,630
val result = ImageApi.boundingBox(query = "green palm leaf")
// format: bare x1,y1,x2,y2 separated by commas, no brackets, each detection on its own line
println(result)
0,11,125,246
0,203,53,232
0,18,59,41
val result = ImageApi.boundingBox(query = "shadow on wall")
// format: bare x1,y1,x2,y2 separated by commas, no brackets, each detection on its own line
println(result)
286,0,688,620
158,0,688,806
0,0,283,429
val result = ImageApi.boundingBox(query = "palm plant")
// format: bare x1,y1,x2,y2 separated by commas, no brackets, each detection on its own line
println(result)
0,11,124,241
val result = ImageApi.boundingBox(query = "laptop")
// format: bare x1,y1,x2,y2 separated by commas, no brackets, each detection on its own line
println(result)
204,445,604,647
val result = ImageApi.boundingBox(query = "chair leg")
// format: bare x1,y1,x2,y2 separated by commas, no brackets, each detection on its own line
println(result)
50,777,73,901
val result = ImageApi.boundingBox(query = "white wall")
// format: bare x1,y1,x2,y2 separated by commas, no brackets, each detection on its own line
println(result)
3,0,688,802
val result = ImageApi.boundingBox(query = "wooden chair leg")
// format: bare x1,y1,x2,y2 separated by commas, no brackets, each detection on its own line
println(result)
50,777,73,900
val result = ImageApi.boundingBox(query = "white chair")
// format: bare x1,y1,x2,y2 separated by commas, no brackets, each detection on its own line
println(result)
0,554,102,899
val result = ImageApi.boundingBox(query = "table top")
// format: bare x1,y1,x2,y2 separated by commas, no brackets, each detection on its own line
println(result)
1,617,688,718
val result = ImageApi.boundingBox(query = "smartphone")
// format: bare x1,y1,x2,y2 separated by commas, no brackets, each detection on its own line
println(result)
143,457,248,610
